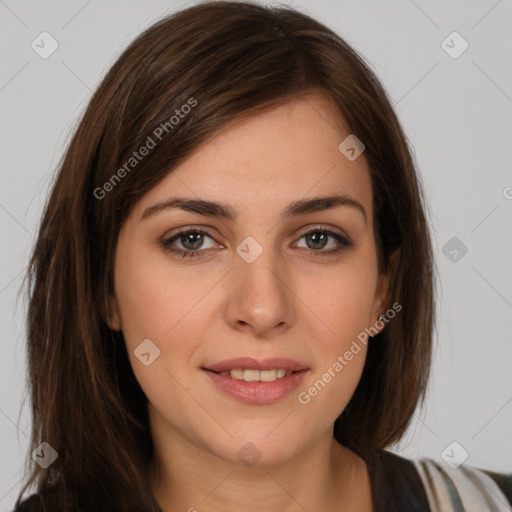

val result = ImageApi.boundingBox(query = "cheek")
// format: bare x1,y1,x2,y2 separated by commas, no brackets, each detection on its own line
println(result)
295,285,372,423
297,261,378,348
297,347,368,423
114,245,210,344
113,248,220,397
291,255,377,415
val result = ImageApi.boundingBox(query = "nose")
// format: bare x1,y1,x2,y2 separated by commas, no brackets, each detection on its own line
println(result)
224,244,295,337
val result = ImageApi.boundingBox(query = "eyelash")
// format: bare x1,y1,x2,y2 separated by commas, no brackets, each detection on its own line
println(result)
160,226,353,259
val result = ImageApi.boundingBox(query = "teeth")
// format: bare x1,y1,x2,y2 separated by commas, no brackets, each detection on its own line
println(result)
229,369,244,379
219,368,295,382
243,369,260,382
259,369,277,381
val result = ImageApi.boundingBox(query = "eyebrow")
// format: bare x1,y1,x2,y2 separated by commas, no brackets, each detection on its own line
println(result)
140,194,367,225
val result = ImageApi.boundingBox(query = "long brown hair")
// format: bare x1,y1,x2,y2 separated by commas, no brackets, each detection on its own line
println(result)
16,1,436,510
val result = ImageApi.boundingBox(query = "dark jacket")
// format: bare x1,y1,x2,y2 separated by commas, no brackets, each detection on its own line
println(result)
11,450,512,511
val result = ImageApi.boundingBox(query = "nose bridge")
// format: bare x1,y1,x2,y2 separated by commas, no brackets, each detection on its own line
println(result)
227,234,293,333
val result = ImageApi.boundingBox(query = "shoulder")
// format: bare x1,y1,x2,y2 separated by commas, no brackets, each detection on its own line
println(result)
480,466,512,504
370,449,512,512
369,450,431,511
10,493,42,512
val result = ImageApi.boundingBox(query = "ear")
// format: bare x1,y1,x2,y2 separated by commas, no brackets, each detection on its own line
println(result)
370,248,400,330
102,294,122,332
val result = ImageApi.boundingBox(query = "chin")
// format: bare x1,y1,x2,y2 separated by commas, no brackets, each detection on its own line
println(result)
202,429,310,469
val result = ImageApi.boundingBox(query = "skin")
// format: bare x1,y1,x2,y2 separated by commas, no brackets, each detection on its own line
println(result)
106,91,399,512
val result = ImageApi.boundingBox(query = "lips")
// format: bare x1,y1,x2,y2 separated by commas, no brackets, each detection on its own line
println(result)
202,357,309,404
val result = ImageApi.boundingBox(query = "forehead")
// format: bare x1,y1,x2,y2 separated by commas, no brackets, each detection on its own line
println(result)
134,92,373,222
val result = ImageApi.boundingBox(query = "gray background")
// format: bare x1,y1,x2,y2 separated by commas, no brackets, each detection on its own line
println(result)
1,0,511,508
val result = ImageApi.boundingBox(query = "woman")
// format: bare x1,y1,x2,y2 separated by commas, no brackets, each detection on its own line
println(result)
13,1,512,511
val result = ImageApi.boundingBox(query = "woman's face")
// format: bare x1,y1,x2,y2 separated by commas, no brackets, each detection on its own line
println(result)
107,91,395,467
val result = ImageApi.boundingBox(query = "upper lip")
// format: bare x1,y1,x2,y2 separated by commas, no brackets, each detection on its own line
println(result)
204,357,309,373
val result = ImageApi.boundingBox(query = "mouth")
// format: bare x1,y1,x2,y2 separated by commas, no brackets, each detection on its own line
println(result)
202,357,309,404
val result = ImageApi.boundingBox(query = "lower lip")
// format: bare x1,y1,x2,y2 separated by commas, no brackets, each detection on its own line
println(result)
203,369,309,404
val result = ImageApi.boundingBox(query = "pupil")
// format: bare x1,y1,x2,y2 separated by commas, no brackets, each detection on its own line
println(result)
183,233,203,250
308,232,326,249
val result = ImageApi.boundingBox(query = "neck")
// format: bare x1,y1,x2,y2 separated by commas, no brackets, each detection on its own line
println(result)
148,412,373,512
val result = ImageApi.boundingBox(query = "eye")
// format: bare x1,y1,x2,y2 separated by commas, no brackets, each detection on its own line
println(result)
161,228,218,258
160,225,353,259
294,226,353,256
